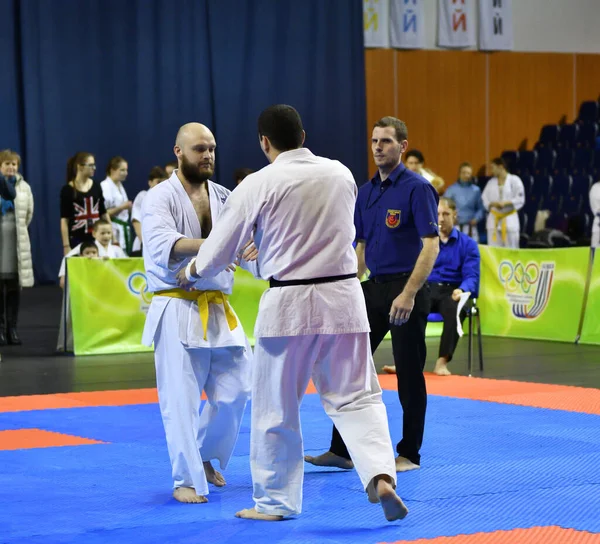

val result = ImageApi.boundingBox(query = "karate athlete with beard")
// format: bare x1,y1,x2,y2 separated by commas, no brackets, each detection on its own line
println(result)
141,123,256,505
178,105,407,523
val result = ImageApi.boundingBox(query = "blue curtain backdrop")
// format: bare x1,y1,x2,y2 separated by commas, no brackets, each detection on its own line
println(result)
4,0,366,284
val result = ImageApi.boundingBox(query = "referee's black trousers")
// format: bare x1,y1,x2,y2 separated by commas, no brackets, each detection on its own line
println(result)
329,276,430,466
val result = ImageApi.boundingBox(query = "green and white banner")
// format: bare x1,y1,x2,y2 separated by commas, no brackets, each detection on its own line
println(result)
478,246,590,342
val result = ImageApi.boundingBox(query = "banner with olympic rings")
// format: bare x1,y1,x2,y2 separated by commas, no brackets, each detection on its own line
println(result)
478,246,590,342
579,252,600,345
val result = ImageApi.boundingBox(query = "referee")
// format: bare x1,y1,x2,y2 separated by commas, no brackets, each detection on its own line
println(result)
305,116,439,472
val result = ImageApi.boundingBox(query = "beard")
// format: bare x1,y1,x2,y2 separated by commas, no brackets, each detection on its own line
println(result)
180,154,214,184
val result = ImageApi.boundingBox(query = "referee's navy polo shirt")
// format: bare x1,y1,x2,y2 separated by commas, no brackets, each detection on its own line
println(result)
355,163,439,276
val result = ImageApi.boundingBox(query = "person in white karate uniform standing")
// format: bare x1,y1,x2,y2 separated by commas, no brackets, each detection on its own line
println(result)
481,157,525,249
179,105,407,522
101,156,133,254
141,123,255,504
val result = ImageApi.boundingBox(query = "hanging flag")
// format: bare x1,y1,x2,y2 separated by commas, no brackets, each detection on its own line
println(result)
390,0,425,49
364,0,390,48
479,0,513,51
438,0,476,49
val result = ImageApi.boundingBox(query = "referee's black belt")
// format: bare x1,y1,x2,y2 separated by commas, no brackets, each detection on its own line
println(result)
429,281,460,288
269,273,356,288
370,272,411,284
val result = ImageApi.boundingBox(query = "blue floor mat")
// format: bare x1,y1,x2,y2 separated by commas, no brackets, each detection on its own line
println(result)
0,391,599,543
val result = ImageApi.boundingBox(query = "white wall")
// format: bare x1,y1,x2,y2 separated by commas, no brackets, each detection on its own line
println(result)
421,0,600,53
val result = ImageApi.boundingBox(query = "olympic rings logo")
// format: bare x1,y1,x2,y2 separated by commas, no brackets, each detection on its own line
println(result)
498,261,540,294
128,272,152,304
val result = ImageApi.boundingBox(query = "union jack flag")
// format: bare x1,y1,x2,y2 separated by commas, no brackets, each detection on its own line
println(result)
72,197,100,234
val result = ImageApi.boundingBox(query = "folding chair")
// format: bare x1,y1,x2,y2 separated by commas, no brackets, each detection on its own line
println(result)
466,298,483,376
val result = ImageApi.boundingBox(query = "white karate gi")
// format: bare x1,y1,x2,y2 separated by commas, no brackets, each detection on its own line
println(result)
590,182,600,249
194,148,397,517
482,174,525,249
141,172,251,497
101,177,131,252
130,189,146,253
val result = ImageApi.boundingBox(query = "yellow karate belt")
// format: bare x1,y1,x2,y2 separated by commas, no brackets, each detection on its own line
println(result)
490,208,516,243
156,289,238,340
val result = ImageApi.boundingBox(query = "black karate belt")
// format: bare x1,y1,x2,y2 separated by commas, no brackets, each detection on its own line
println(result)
269,273,356,288
430,282,461,288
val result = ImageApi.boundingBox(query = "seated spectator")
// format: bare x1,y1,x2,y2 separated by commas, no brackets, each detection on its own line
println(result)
404,149,445,192
0,149,34,346
383,198,480,376
444,162,485,242
130,166,168,256
58,219,126,288
79,240,99,259
590,180,600,248
234,167,255,186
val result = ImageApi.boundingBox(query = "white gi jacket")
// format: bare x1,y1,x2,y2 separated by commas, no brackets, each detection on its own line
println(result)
130,189,147,253
101,177,130,250
590,181,600,247
141,173,248,349
193,148,370,339
481,174,525,232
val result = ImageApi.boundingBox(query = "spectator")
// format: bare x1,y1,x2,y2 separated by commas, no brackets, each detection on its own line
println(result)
590,180,600,248
405,149,445,192
60,152,110,254
79,240,99,259
481,158,525,248
0,149,34,346
165,161,178,177
58,219,126,288
130,166,168,256
234,167,255,186
101,156,133,254
444,162,485,242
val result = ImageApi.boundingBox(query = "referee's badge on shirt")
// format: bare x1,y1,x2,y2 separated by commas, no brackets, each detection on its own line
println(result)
386,209,401,228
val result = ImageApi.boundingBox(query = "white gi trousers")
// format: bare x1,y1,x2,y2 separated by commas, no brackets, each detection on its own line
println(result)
487,229,520,249
153,302,251,496
250,332,396,516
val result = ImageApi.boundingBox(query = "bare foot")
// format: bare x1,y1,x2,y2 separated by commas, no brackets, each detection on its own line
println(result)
204,461,226,487
235,507,283,521
395,456,420,472
376,477,408,521
433,358,451,376
173,487,208,504
304,451,354,470
382,365,396,374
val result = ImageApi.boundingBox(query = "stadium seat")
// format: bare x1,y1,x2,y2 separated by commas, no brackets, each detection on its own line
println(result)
536,124,559,149
557,124,578,148
562,194,581,216
577,101,599,123
535,147,555,175
573,147,594,171
554,148,573,173
531,175,552,204
571,174,593,201
516,151,536,175
577,122,598,148
551,174,571,199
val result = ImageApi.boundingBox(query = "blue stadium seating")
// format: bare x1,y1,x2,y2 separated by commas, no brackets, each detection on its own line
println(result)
557,124,578,148
562,194,581,216
535,147,555,174
515,151,536,176
577,101,599,123
536,124,559,148
551,174,571,199
554,148,573,173
571,174,593,201
573,147,594,171
577,122,598,148
531,175,552,202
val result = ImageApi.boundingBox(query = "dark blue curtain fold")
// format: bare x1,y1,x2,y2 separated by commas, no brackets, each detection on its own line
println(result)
8,0,366,284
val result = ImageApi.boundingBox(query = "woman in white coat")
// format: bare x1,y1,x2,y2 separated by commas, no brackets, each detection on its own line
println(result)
0,150,34,346
482,157,525,249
